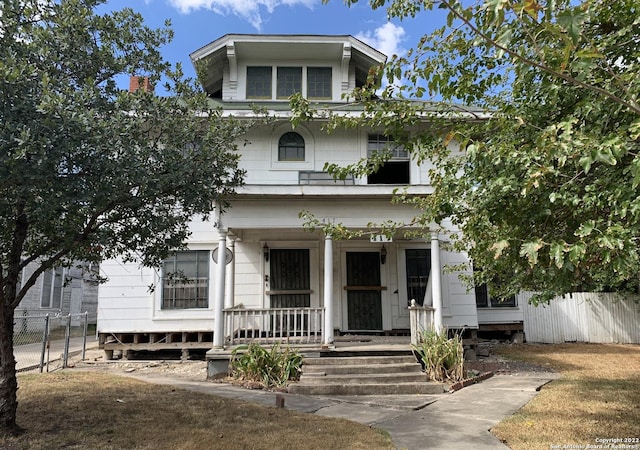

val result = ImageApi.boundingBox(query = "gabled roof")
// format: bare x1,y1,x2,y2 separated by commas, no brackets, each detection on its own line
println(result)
190,34,387,97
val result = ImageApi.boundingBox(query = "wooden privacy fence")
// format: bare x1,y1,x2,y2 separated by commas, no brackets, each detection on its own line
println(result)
224,307,324,346
523,292,640,343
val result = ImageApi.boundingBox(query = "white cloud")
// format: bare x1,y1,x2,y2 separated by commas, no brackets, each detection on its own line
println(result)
356,22,406,58
168,0,315,30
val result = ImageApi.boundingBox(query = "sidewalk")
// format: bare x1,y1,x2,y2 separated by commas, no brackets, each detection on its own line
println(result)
118,370,558,450
14,336,98,371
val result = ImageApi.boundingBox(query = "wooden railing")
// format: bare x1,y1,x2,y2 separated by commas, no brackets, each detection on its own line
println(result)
408,299,435,346
223,307,324,346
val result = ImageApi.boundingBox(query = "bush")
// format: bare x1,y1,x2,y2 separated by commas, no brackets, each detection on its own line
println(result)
230,342,303,388
412,328,464,382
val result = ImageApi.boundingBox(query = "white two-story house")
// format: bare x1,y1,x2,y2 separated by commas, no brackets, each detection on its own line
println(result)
97,34,525,358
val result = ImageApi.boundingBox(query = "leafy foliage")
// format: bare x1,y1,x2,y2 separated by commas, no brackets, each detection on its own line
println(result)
230,343,303,388
0,0,264,433
411,328,464,382
308,0,640,303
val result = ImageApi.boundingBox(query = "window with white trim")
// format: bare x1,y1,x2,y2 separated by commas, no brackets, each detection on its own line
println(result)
246,66,272,99
41,267,64,309
278,132,305,161
307,67,332,99
277,67,302,99
162,251,209,309
475,283,517,307
367,134,410,184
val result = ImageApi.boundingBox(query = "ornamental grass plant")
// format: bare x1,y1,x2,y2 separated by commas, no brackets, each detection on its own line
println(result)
411,328,464,382
229,342,303,388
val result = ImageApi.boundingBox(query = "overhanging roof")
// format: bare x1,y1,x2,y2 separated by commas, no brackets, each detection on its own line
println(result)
190,34,387,97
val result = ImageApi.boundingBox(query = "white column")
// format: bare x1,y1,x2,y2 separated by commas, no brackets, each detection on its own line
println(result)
431,233,443,331
213,230,227,349
323,234,334,346
224,238,235,310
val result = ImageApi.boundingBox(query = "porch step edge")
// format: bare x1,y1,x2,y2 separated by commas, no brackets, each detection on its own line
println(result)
288,382,448,396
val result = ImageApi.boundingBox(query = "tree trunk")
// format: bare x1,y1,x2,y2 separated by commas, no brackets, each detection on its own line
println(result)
0,303,21,435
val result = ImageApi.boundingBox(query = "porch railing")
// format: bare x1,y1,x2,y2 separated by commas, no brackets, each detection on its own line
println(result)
408,299,435,346
224,307,324,346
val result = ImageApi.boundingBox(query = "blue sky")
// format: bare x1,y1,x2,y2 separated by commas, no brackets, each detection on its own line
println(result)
100,0,446,83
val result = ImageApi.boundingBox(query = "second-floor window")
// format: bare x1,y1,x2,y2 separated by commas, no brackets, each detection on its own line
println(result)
278,132,305,161
367,134,410,184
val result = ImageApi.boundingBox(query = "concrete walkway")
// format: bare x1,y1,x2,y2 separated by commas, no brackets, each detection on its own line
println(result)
14,336,98,371
119,370,558,450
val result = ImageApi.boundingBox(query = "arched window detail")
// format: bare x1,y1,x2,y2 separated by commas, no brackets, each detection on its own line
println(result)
278,132,305,161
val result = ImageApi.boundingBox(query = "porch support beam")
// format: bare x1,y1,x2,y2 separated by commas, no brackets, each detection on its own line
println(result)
323,234,334,346
431,233,443,331
213,230,227,349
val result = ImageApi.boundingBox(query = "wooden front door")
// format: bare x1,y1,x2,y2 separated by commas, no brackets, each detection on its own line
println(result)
345,252,383,331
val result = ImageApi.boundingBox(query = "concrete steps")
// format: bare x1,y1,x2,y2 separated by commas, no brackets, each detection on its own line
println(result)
288,353,448,396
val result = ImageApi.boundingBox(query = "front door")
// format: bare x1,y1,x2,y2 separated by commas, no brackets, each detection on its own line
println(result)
345,252,383,331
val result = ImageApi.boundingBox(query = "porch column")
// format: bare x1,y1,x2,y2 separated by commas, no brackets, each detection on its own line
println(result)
224,237,235,310
213,230,227,349
431,233,443,331
323,234,334,346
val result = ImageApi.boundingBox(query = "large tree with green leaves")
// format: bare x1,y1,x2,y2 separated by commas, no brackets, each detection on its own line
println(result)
0,0,256,434
306,0,639,303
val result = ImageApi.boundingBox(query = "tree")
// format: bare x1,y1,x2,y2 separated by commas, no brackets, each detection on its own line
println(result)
0,0,259,434
303,0,639,303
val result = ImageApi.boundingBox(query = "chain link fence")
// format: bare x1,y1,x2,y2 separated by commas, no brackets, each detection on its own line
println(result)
14,312,90,373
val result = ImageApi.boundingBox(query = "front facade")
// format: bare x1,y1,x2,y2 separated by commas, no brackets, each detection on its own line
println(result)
97,35,523,353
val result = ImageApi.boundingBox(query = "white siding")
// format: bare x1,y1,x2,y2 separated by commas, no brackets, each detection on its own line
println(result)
441,251,479,329
97,255,218,333
523,292,640,343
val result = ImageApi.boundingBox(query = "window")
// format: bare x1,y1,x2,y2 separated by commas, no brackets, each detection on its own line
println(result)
162,251,209,309
41,267,64,309
367,134,410,184
277,67,302,99
278,132,305,161
246,66,272,99
475,283,517,308
405,249,431,306
307,67,332,99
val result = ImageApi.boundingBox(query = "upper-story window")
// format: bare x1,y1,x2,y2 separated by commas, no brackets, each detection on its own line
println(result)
246,66,332,100
278,132,305,161
277,67,302,99
246,66,272,99
307,67,332,99
367,134,410,184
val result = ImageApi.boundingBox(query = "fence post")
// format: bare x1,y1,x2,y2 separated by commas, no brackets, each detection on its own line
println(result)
81,312,88,361
39,314,50,373
62,314,71,369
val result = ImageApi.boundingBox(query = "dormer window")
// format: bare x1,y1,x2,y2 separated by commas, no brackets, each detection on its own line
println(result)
307,67,332,99
278,132,305,161
246,66,332,100
246,66,272,99
277,67,302,99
